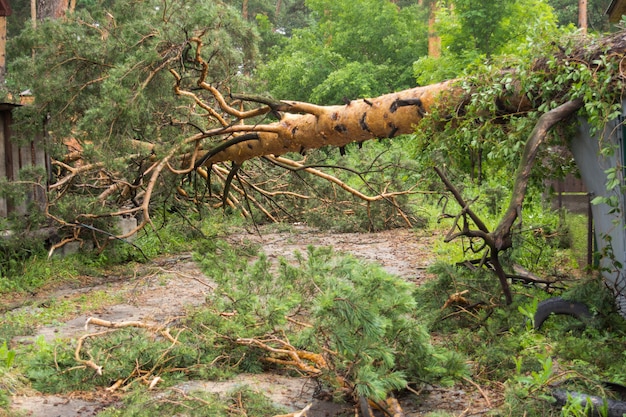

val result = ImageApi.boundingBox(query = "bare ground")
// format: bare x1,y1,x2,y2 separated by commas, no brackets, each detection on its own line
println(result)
6,225,497,417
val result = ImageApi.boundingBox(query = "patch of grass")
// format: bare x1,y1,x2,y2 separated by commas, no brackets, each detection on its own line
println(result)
0,342,26,410
415,258,626,417
0,212,237,297
561,212,591,271
0,289,122,346
97,386,287,417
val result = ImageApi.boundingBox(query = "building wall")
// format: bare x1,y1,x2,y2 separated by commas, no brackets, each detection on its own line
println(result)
0,107,47,218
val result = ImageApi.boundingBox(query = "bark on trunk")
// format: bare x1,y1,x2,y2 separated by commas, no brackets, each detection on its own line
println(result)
428,1,441,58
31,0,36,27
201,81,457,165
0,16,5,84
242,0,248,20
36,0,68,20
578,0,588,34
275,0,282,19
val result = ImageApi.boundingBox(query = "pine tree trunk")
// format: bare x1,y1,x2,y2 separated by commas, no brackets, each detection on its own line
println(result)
275,0,282,19
428,1,441,58
36,0,68,20
0,16,5,84
31,0,36,27
578,0,588,34
200,81,461,165
242,0,248,20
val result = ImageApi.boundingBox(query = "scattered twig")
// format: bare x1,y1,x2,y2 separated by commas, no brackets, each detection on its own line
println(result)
462,376,492,408
85,317,179,344
272,403,312,417
74,330,115,375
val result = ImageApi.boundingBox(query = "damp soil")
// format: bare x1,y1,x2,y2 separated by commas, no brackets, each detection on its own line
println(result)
6,225,498,417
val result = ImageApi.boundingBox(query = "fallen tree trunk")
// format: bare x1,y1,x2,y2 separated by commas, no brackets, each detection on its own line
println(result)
52,33,625,258
174,39,533,166
197,81,455,165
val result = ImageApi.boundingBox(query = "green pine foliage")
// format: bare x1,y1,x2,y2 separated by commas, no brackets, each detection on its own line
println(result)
18,239,466,408
7,0,259,235
195,242,468,402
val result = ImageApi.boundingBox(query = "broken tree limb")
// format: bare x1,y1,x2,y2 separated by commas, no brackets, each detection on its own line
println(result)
85,317,179,344
235,335,328,376
268,156,419,204
434,167,513,304
434,99,584,305
493,98,583,249
74,330,114,375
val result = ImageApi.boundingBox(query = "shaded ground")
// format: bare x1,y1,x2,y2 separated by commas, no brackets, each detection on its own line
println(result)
7,225,496,417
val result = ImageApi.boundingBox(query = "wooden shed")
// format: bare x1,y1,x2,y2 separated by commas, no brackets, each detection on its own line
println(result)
0,0,47,220
0,97,48,219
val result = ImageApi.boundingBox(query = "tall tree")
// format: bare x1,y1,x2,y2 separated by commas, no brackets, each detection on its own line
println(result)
242,0,248,19
579,0,588,33
259,0,428,103
426,0,440,57
0,0,10,83
413,0,559,85
36,0,68,20
548,0,610,32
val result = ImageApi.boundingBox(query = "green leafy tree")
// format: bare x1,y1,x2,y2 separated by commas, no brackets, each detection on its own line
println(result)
258,0,429,103
414,0,560,84
228,0,312,57
412,0,562,183
548,0,611,32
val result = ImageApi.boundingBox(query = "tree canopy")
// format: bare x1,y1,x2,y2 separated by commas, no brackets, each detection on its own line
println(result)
257,0,429,104
4,0,625,250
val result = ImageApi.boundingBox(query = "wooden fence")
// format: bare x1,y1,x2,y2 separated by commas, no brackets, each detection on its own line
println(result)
545,174,589,214
0,101,47,218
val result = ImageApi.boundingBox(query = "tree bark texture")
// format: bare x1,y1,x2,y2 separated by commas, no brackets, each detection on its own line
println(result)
242,0,248,20
428,1,441,58
578,0,588,34
36,0,68,20
200,81,457,165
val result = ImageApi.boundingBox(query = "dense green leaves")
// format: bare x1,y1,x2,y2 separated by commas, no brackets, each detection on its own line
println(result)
258,0,428,103
547,0,611,32
5,0,260,233
415,0,560,84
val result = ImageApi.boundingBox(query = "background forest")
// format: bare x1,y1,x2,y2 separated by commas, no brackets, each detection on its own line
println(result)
1,1,626,416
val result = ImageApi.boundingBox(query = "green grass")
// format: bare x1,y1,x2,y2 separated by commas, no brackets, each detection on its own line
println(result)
96,386,288,417
0,289,123,345
413,259,626,416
